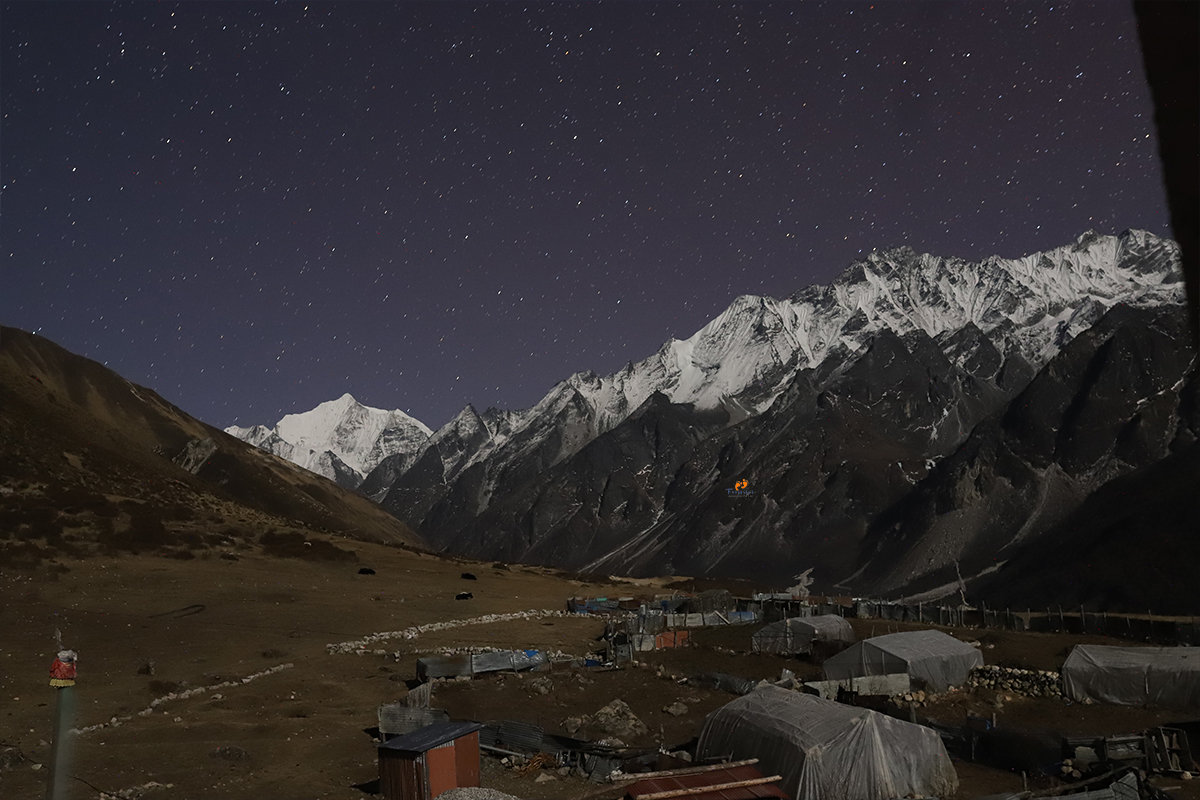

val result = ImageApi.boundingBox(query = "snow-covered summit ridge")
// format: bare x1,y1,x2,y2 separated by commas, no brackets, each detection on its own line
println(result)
225,393,431,484
409,229,1181,487
561,228,1181,421
232,230,1180,493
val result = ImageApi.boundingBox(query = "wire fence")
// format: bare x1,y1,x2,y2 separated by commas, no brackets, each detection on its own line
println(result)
848,601,1200,645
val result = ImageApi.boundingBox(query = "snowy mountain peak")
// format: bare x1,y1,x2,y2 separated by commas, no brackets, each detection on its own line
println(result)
225,394,431,488
417,229,1181,488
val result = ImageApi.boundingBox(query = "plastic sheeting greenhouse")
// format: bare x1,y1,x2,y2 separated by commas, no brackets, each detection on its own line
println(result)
822,629,983,692
696,686,958,800
751,615,855,655
1063,645,1200,707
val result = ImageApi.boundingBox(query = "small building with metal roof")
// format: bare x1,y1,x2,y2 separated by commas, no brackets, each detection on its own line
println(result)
378,720,484,800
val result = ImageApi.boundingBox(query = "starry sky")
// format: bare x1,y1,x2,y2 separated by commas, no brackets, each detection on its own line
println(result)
2,1,1172,431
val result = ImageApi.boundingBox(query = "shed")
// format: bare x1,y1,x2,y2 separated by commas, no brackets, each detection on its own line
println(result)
682,589,735,615
1062,645,1200,708
696,687,957,800
378,721,484,800
624,762,789,800
751,615,855,656
822,629,983,692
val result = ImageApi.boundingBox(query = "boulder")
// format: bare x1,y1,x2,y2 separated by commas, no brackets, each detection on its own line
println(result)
593,699,648,739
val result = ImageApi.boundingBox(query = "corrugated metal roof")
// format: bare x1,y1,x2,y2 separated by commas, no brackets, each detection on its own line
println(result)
378,704,449,737
497,719,545,753
625,764,789,800
379,721,484,754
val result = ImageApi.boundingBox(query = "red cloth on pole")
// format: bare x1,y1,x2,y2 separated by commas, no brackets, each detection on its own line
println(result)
49,657,76,686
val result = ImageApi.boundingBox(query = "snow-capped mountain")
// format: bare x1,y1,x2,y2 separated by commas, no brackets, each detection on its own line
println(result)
228,229,1194,610
226,393,431,489
367,229,1182,499
362,228,1195,611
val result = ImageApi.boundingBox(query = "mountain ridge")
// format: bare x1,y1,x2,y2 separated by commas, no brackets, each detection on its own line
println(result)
230,229,1182,496
221,229,1195,610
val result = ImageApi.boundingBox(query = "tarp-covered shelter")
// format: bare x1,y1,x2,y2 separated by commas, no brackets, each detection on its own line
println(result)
696,686,957,800
822,629,983,692
1062,645,1200,707
752,615,855,656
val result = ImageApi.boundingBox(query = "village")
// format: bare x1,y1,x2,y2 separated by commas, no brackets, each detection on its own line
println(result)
352,582,1200,800
4,544,1199,800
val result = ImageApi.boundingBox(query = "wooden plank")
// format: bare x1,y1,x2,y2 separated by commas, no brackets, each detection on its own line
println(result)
632,775,783,800
614,758,760,782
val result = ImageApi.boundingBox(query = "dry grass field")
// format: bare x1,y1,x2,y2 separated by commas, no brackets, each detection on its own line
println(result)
4,545,1199,800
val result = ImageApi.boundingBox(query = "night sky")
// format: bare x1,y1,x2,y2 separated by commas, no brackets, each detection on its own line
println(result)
2,2,1171,431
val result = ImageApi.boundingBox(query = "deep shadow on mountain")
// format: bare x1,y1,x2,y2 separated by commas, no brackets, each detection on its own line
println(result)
397,301,1197,613
853,304,1198,610
970,440,1200,614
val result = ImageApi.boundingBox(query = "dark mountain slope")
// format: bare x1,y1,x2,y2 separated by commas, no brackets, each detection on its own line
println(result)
854,303,1198,605
0,326,421,565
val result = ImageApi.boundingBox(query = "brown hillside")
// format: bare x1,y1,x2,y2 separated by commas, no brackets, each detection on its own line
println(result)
0,324,423,563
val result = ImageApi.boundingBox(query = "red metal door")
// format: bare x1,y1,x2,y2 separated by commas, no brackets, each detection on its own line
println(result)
426,741,457,798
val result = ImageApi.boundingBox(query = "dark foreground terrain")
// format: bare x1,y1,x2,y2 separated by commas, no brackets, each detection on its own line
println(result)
3,545,1199,800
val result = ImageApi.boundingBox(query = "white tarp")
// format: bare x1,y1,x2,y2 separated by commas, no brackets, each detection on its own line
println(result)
822,629,983,692
752,615,855,655
696,686,957,800
1062,645,1200,707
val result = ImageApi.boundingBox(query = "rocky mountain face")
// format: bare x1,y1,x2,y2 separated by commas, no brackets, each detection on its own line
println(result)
367,230,1195,610
226,394,431,490
230,229,1194,610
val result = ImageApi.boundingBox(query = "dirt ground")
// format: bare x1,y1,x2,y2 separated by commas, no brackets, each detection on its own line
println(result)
3,548,1198,800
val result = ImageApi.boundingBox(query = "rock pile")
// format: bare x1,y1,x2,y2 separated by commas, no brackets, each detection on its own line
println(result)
593,698,649,738
967,665,1063,697
71,662,294,735
326,609,570,654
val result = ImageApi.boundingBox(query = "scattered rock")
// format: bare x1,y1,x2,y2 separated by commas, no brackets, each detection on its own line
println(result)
137,660,156,676
439,789,523,800
663,702,689,717
0,746,25,770
534,772,557,783
461,572,477,580
210,745,250,761
455,592,473,600
528,676,554,696
358,567,376,575
562,716,584,734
